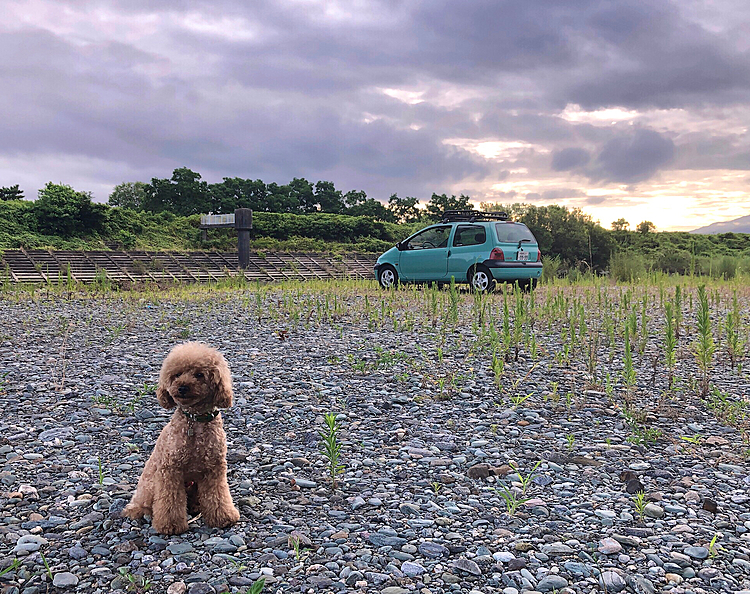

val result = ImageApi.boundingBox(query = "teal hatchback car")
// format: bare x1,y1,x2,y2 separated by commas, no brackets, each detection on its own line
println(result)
374,211,542,291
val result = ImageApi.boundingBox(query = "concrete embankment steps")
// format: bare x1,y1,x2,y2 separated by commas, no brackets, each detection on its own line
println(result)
0,249,377,284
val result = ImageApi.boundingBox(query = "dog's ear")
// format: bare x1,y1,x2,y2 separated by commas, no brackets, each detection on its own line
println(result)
156,383,176,409
211,355,233,409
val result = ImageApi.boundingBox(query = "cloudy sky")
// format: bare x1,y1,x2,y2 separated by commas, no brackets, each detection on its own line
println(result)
2,0,750,230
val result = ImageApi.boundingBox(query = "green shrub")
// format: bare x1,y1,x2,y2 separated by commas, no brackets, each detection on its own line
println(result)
716,255,738,279
34,183,106,237
654,249,691,275
609,252,645,282
541,254,561,283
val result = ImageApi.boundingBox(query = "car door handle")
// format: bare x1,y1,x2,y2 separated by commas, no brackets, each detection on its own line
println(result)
447,250,451,257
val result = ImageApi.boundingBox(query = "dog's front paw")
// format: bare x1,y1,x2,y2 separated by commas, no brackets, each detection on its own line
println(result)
153,517,189,535
204,506,240,528
121,503,146,520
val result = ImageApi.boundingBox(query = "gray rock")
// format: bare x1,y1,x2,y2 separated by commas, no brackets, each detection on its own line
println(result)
599,537,623,554
167,543,194,555
452,558,481,575
419,541,450,558
537,575,568,592
601,571,627,593
400,561,426,577
295,479,317,488
52,573,79,588
684,546,709,560
368,533,406,547
540,542,575,556
187,584,216,594
643,503,665,518
627,575,655,594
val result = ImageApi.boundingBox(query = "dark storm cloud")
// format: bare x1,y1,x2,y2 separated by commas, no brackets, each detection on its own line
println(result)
563,2,750,109
587,129,675,184
1,0,749,202
552,148,591,172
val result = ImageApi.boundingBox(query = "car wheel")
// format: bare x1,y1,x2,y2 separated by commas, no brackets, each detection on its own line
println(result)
469,265,495,293
378,265,398,289
517,279,535,293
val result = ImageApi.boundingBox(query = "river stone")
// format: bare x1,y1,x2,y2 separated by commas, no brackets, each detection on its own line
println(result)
599,538,623,554
601,571,627,593
540,542,575,556
52,573,79,588
452,558,481,575
684,546,709,560
537,575,568,592
401,561,426,577
643,503,664,518
419,542,449,558
368,533,406,547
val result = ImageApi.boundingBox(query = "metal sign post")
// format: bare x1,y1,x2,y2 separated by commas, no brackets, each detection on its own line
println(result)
199,209,253,269
235,208,252,269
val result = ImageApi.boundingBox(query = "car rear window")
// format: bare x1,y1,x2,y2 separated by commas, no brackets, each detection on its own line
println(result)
495,223,536,244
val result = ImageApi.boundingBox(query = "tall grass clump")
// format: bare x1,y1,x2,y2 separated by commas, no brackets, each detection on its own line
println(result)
664,302,677,391
725,290,745,371
694,285,714,396
541,254,561,284
609,252,645,283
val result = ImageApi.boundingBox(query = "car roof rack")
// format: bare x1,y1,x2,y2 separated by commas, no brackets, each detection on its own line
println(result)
441,210,509,223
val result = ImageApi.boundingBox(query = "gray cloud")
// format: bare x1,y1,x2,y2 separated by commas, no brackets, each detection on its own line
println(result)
587,129,675,184
0,0,748,210
552,148,591,171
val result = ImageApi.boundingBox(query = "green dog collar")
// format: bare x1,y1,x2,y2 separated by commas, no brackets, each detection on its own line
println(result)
181,409,220,423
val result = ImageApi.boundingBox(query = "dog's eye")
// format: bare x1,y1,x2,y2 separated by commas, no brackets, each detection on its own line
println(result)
195,372,204,379
173,373,182,380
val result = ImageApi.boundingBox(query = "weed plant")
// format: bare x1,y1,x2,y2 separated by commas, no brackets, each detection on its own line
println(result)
694,285,715,396
319,413,344,491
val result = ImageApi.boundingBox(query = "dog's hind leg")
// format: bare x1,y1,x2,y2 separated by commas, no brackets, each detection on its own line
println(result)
198,465,240,528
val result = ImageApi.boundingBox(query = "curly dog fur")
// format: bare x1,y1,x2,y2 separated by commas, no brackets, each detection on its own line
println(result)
122,342,240,535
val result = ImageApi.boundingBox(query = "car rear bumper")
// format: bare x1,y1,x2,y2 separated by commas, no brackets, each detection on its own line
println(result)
482,260,543,280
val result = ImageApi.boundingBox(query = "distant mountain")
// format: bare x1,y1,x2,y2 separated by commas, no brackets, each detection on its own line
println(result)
690,214,750,234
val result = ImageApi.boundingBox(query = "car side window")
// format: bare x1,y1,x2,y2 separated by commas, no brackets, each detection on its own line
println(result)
453,225,486,247
406,226,452,250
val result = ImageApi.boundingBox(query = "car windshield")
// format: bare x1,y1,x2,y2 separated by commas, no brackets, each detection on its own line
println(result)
495,223,536,244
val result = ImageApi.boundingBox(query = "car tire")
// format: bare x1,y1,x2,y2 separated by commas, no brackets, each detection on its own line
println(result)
469,265,495,293
378,265,398,289
519,279,537,293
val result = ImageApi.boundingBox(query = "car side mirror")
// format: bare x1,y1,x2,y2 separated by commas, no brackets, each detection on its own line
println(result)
397,242,406,251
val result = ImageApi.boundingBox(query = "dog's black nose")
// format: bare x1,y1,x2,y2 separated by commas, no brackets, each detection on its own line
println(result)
178,386,188,396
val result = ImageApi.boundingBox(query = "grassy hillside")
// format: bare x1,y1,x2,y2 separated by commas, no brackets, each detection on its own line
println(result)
3,197,750,278
0,199,419,253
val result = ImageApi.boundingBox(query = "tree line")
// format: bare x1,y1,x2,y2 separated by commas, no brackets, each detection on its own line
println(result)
105,167,476,224
2,172,749,277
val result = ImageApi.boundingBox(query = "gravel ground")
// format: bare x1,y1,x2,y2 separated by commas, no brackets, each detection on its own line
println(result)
0,283,749,594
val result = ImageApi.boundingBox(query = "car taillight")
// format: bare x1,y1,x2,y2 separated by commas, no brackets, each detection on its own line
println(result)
490,248,504,261
536,250,541,262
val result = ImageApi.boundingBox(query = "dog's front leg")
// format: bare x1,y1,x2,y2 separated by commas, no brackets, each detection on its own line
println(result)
198,465,240,528
152,470,189,535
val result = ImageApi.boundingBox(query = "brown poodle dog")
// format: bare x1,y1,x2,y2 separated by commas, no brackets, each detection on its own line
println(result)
122,342,240,535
